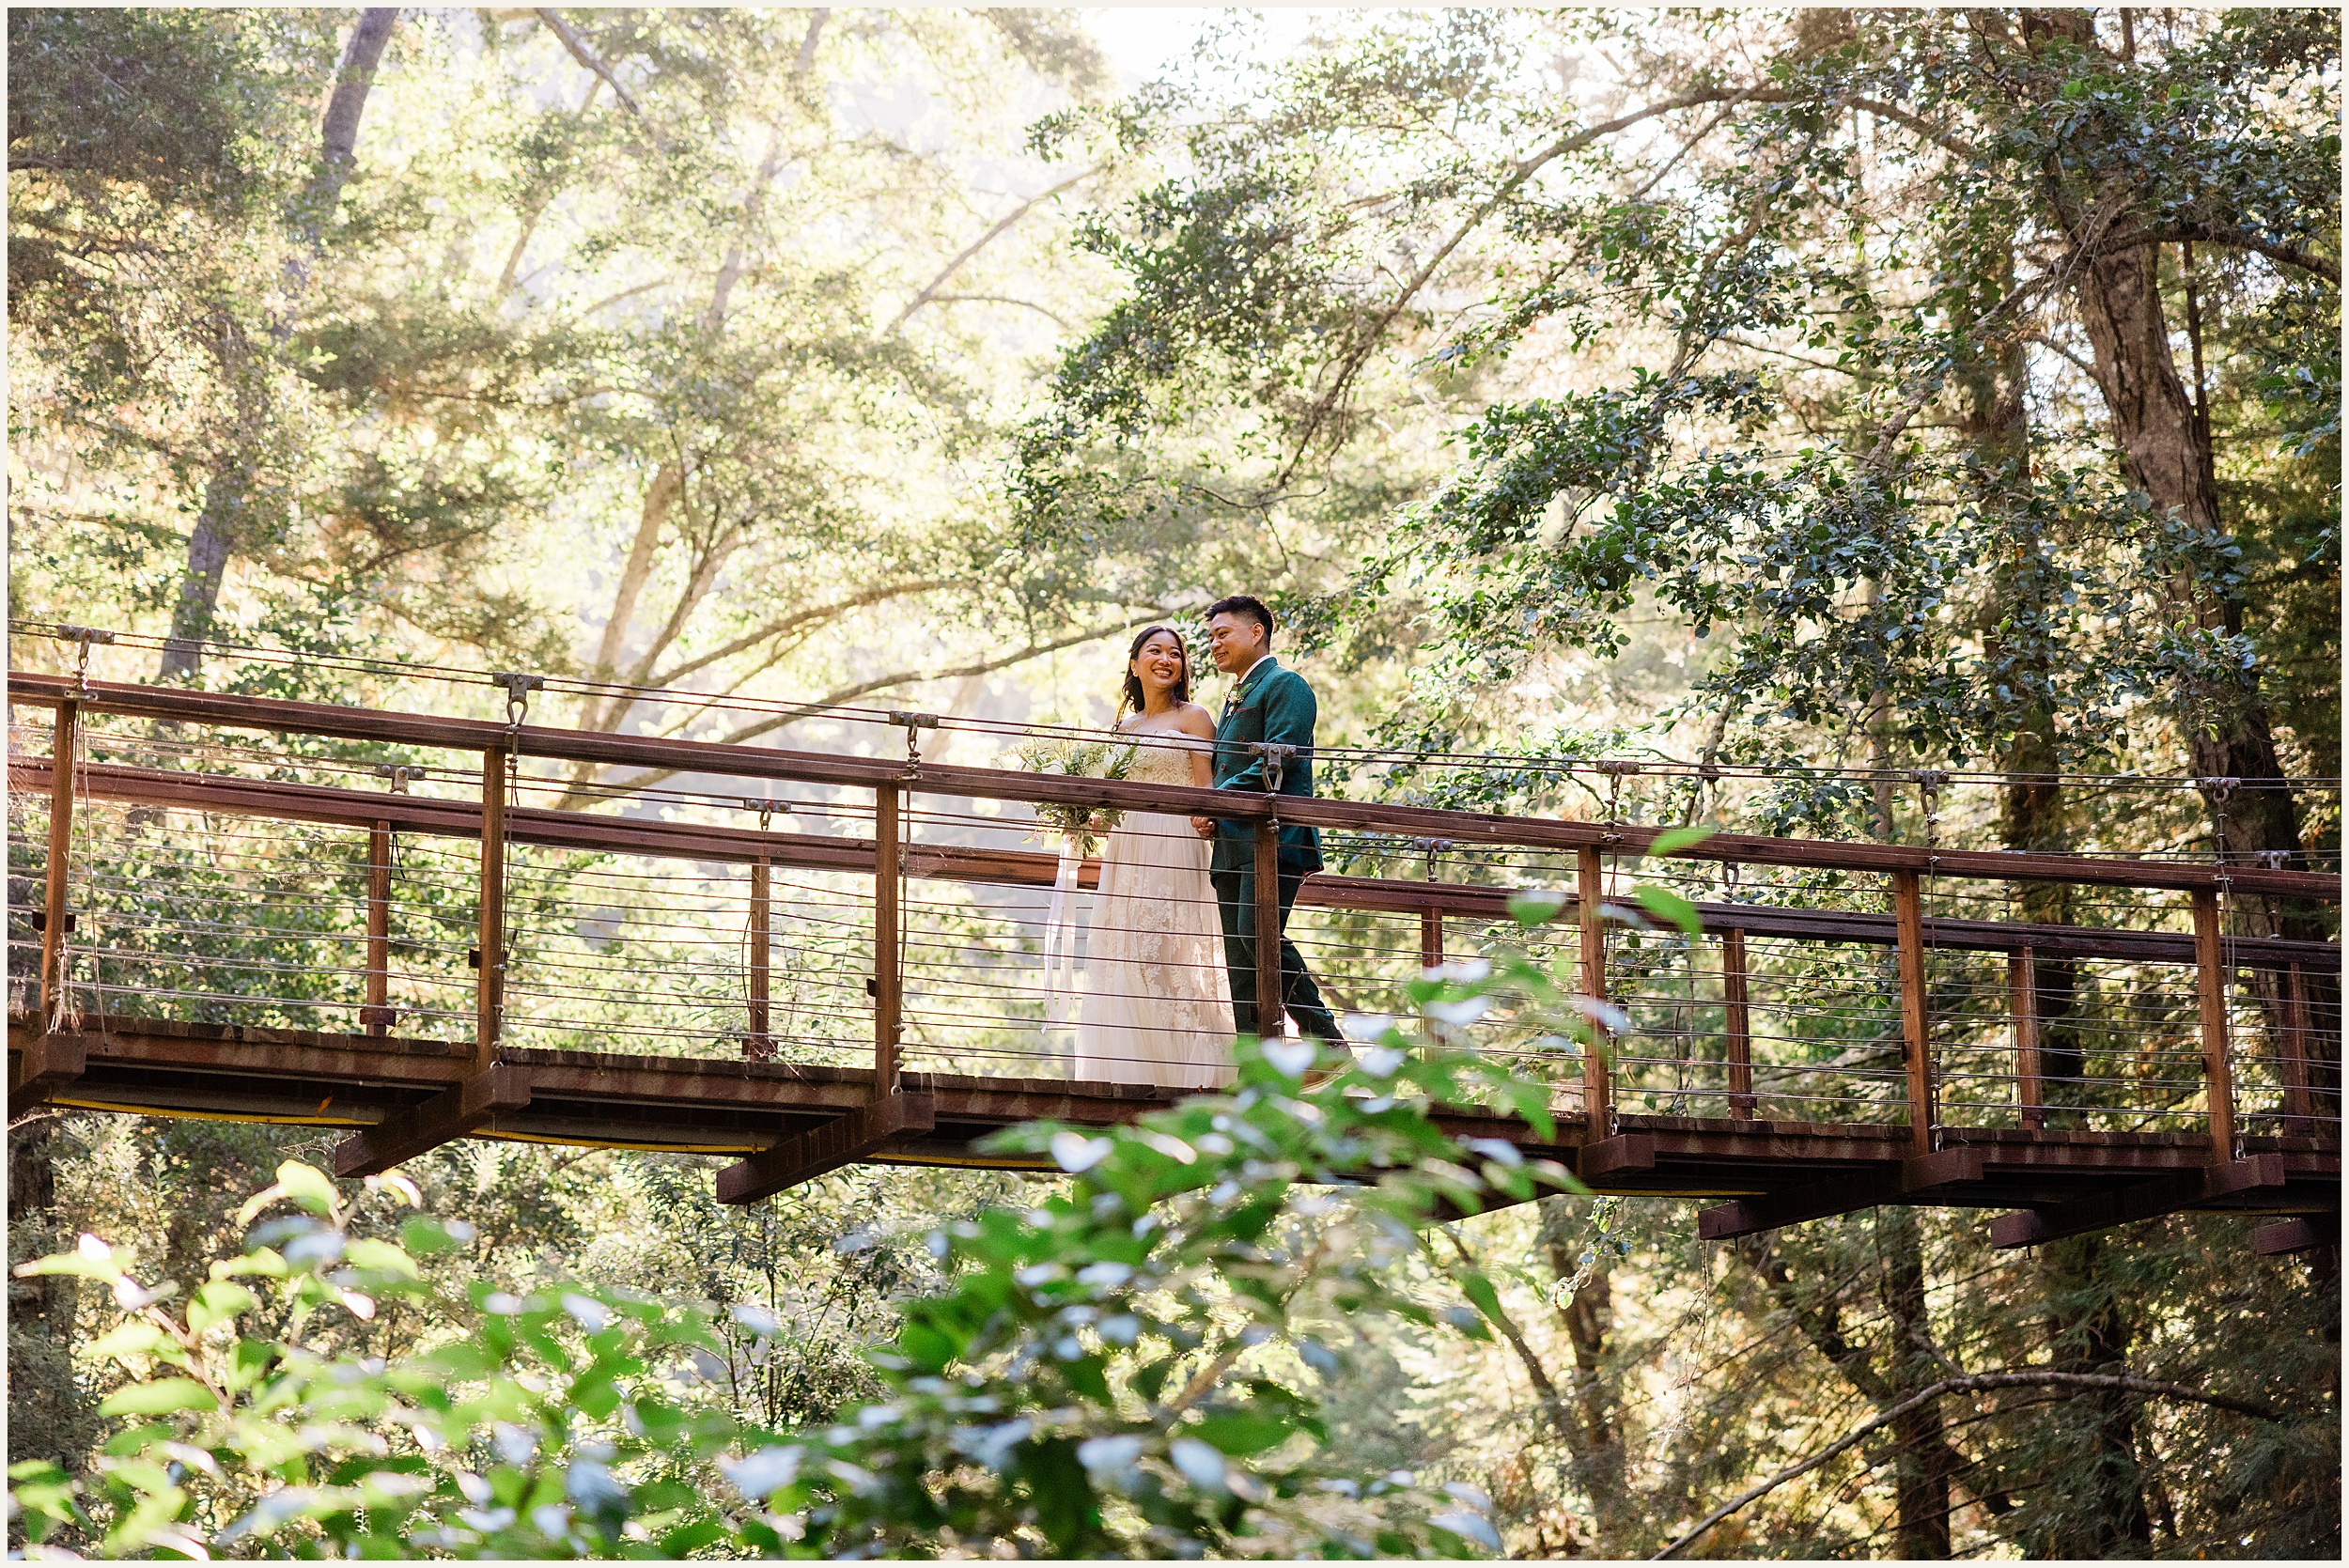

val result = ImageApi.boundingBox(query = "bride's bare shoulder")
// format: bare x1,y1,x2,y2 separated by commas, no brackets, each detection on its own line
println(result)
1173,702,1217,738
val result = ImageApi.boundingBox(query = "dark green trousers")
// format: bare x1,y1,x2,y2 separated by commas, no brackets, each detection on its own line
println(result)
1210,864,1340,1043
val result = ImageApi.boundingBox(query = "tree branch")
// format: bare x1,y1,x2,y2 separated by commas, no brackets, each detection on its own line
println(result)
1277,85,1777,485
1654,1371,2286,1559
645,579,961,690
2091,222,2340,286
583,615,1154,795
535,8,645,119
888,167,1101,334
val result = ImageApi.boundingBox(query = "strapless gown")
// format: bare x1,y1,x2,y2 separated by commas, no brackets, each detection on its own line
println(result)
1072,731,1237,1088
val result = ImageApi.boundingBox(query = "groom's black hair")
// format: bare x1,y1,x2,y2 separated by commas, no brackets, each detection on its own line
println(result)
1205,594,1275,642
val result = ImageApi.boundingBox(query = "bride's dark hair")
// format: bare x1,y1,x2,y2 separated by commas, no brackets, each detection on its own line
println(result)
1119,623,1190,715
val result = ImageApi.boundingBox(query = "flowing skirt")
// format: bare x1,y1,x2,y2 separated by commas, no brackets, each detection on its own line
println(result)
1074,811,1236,1088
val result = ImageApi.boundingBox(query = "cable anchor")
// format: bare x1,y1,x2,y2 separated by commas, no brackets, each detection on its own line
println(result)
889,710,940,769
56,625,115,696
1252,741,1296,794
372,765,425,795
491,672,546,731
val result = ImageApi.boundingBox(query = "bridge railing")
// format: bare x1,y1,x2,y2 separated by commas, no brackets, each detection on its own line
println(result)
9,674,2341,1163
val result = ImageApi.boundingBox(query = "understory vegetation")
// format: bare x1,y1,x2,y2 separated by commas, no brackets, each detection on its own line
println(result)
9,6,2341,1560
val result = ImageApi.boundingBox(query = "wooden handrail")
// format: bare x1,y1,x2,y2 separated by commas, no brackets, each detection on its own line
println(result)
9,674,2341,899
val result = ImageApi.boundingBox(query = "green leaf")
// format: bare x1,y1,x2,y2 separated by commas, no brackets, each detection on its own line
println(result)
189,1281,259,1335
274,1161,342,1219
1642,824,1714,857
1190,1410,1294,1455
99,1377,220,1416
1632,884,1703,938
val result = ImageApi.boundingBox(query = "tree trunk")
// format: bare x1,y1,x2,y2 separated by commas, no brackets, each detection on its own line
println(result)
158,476,241,678
1878,1206,1953,1559
8,1117,96,1467
1536,1197,1637,1552
2030,1234,2154,1554
160,8,397,679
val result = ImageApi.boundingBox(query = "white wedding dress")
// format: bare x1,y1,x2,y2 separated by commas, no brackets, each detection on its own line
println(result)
1072,729,1237,1088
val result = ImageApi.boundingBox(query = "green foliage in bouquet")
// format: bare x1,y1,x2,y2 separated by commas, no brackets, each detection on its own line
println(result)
1003,734,1140,858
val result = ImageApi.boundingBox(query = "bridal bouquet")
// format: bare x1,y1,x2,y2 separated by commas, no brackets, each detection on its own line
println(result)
1003,735,1136,859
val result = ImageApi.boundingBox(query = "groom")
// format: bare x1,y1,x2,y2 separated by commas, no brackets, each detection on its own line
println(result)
1189,596,1342,1048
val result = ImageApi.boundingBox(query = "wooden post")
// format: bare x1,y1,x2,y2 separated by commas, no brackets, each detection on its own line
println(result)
1420,909,1443,972
1891,870,1935,1157
1578,846,1611,1131
2192,889,2235,1160
39,700,79,1021
1722,926,1754,1122
2279,962,2313,1133
747,859,772,1060
2010,946,2044,1130
1253,818,1284,1039
475,748,507,1074
874,786,902,1093
363,820,393,1036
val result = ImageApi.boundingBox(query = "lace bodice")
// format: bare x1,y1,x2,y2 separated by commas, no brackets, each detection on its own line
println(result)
1119,728,1207,788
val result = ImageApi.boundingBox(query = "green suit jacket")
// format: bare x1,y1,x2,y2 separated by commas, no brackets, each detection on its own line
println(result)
1210,656,1323,877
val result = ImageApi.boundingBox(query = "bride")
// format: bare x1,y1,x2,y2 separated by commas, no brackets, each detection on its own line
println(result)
1072,624,1237,1088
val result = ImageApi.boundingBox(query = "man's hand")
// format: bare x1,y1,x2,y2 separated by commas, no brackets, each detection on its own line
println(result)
1190,815,1217,839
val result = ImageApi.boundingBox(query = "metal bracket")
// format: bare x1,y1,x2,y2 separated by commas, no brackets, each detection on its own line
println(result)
56,625,115,694
373,765,426,794
490,672,546,728
1252,741,1296,793
889,711,941,768
743,796,792,832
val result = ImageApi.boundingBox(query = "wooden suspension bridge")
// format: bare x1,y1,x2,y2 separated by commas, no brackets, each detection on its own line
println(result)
8,670,2341,1253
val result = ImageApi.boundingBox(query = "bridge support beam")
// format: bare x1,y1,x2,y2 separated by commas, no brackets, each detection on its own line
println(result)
1892,870,1936,1157
716,1092,937,1205
1988,1154,2286,1250
9,1031,88,1110
333,1065,533,1178
2254,1217,2333,1257
39,700,78,1022
1579,846,1611,1130
2193,889,2236,1158
1696,1147,1984,1241
1722,927,1754,1121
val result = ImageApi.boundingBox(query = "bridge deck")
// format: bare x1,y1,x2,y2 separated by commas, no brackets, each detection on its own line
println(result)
13,1017,2338,1222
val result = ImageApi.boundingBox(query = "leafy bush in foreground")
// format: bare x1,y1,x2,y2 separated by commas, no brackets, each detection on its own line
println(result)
11,889,1678,1558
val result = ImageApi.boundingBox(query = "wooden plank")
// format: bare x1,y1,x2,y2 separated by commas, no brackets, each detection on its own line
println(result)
1579,846,1611,1131
874,787,902,1092
1697,1147,1985,1241
476,749,508,1075
16,673,2337,898
1892,870,1935,1157
364,820,393,1035
2253,1217,2331,1256
1722,927,1754,1122
26,761,2342,969
39,700,77,1019
1988,1155,2287,1250
1578,1133,1655,1181
1254,819,1284,1039
2193,889,2235,1160
2011,947,2044,1130
714,1092,937,1204
332,1065,534,1178
8,1031,88,1109
747,859,772,1060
